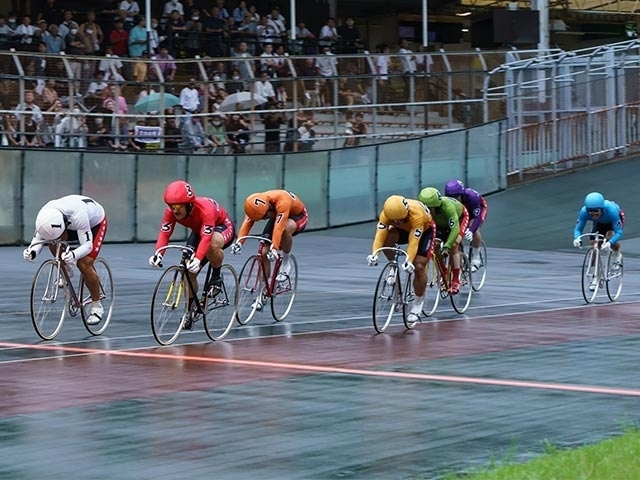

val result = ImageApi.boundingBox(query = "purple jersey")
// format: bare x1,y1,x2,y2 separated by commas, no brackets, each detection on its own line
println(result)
461,188,487,233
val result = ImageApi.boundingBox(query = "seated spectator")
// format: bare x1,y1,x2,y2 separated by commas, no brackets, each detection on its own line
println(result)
180,114,213,153
86,71,109,105
179,78,201,113
22,109,43,147
14,90,43,124
225,68,245,93
343,111,367,147
254,70,275,104
163,115,181,152
54,107,88,148
41,79,59,109
225,112,250,153
298,57,320,107
318,17,338,47
99,45,125,81
184,9,204,58
262,102,285,153
16,14,38,51
256,16,278,44
87,113,111,149
150,47,177,83
207,112,227,152
78,10,103,55
2,113,20,146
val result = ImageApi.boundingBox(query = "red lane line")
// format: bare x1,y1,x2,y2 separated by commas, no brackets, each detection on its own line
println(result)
2,341,639,398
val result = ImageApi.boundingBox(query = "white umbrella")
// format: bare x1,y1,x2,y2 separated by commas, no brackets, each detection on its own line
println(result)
218,92,268,112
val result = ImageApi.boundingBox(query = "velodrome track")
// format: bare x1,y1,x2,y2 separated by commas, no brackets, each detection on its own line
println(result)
1,158,640,479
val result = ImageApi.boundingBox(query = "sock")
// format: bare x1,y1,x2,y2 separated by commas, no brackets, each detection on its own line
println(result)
211,266,221,281
410,295,424,314
91,301,103,314
282,252,290,265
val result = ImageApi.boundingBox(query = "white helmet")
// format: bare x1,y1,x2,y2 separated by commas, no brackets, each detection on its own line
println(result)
35,207,65,240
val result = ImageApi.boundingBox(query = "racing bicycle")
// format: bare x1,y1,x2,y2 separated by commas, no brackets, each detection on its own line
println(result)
235,236,298,325
468,240,487,291
371,246,419,333
150,245,239,345
29,239,114,340
575,233,623,304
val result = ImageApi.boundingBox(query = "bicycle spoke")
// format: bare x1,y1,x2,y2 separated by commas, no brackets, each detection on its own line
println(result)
204,264,239,341
30,260,67,340
236,255,263,325
581,248,599,304
271,255,298,322
372,263,399,333
151,266,187,346
80,258,115,336
451,252,473,314
606,252,623,301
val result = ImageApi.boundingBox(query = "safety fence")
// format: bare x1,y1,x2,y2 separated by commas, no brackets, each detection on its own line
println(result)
0,119,506,245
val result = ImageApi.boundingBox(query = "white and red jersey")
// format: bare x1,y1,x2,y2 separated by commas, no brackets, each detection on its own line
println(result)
154,197,231,260
29,195,106,259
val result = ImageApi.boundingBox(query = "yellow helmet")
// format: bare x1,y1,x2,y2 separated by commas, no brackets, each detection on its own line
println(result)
383,195,409,221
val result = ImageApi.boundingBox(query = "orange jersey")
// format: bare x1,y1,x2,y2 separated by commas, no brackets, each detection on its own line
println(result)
371,199,434,262
237,190,306,250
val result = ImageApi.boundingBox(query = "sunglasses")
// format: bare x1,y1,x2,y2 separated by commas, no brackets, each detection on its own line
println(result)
587,208,602,214
169,204,184,211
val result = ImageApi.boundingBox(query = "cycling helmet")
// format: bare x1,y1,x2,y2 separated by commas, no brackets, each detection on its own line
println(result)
444,179,465,196
244,193,270,220
35,207,65,241
584,192,605,210
163,180,195,205
383,195,409,221
419,187,442,208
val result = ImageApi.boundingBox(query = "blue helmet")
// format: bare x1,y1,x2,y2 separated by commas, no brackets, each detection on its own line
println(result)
444,179,465,196
584,192,605,210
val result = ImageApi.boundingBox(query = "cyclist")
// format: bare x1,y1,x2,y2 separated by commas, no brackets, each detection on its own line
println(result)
366,195,436,324
149,180,235,330
573,191,624,291
444,179,488,271
231,190,308,310
22,195,108,325
418,187,469,294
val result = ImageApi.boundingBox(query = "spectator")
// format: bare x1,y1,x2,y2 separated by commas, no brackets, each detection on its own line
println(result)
32,42,48,95
375,43,391,103
231,41,254,82
184,9,204,58
315,45,338,106
266,7,286,41
318,17,338,47
338,64,370,105
57,9,74,40
180,114,213,153
0,16,12,50
2,113,20,146
284,109,308,152
225,68,245,93
337,17,361,54
132,50,150,82
207,112,227,152
262,102,285,153
78,10,103,55
256,15,277,44
343,111,367,147
16,14,38,51
88,113,111,148
15,90,43,124
163,0,184,20
298,57,320,107
398,37,417,94
179,78,201,113
41,79,59,108
255,70,275,104
259,42,278,77
109,20,129,56
128,15,147,57
22,109,43,147
119,0,141,30
215,0,230,19
237,11,258,53
225,113,250,153
43,23,64,53
166,9,186,57
34,19,49,45
246,4,260,24
37,0,63,26
148,17,166,54
99,45,125,81
150,46,177,83
163,115,181,152
183,0,202,20
203,6,225,57
5,13,19,49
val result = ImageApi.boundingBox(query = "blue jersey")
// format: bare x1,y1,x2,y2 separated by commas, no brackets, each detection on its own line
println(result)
573,200,624,245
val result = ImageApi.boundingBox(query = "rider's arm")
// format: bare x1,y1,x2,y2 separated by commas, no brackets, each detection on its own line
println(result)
154,208,176,252
467,193,487,233
573,208,588,240
405,220,425,263
236,216,255,244
443,203,460,249
194,211,217,260
371,214,389,255
27,232,45,254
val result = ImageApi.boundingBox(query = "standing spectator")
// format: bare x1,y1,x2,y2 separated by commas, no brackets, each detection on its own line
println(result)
0,16,12,50
132,50,149,82
179,78,201,113
5,13,19,49
34,19,49,45
148,17,166,54
256,15,277,44
43,23,64,53
298,57,320,107
163,0,184,20
337,17,360,54
99,45,125,80
163,115,181,152
128,15,147,57
262,102,285,152
375,43,391,103
64,22,85,87
398,37,417,94
266,7,286,42
32,42,48,95
119,0,140,31
203,6,225,57
184,9,204,58
37,0,63,26
232,1,248,24
232,41,254,83
318,17,338,47
166,9,186,57
315,45,338,106
215,0,230,19
78,10,103,55
16,15,38,51
109,19,129,56
57,9,74,40
150,46,177,83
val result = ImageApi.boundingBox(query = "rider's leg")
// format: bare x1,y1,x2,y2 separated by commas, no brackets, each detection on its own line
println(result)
205,232,226,285
411,254,427,314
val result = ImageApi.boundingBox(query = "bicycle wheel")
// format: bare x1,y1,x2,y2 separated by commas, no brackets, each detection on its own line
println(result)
372,262,400,333
470,242,488,292
450,252,473,314
422,256,441,317
30,259,67,340
79,258,115,336
402,272,419,330
581,248,599,304
203,264,239,341
150,265,188,346
606,251,623,302
271,255,298,322
236,255,263,325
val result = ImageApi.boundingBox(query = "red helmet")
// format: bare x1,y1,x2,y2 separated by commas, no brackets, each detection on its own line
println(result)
244,193,270,220
163,180,195,205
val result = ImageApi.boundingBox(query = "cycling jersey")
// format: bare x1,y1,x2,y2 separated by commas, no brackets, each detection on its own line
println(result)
430,196,468,249
371,199,435,263
237,190,307,250
574,200,624,245
28,195,106,260
155,197,232,261
459,188,487,234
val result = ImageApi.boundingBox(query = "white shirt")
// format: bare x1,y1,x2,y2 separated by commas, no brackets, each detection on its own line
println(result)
399,47,416,73
179,86,200,112
315,53,337,77
163,1,184,16
376,54,390,80
99,55,123,75
255,80,275,100
29,195,105,259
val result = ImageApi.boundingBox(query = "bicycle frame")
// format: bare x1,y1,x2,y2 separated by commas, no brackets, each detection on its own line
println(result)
236,235,283,299
32,240,84,310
